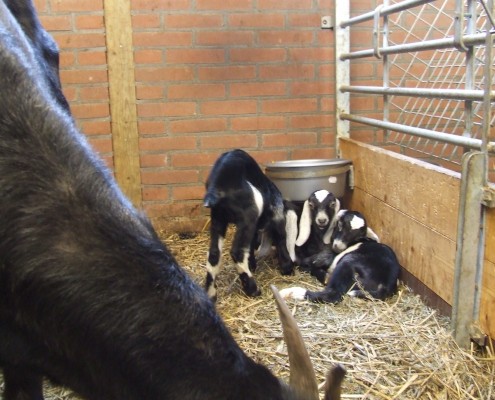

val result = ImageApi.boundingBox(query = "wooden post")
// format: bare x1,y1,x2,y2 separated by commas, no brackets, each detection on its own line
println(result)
103,0,142,207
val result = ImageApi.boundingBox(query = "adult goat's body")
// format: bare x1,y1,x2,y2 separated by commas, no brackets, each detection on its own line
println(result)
0,2,344,399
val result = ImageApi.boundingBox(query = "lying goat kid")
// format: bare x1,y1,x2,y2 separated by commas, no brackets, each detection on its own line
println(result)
204,149,295,299
280,210,400,303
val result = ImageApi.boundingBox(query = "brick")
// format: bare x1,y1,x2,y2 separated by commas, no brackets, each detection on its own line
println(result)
198,66,255,81
165,14,223,29
142,186,169,201
80,120,111,135
196,31,254,46
289,47,334,62
230,82,287,98
319,64,334,79
292,147,334,160
196,0,252,11
54,33,106,49
141,169,199,185
138,121,166,135
259,64,314,80
131,14,161,29
51,0,103,12
133,32,192,47
321,97,335,113
167,49,225,64
291,81,332,96
168,84,226,100
257,0,312,10
60,52,76,67
201,134,258,149
134,50,164,64
39,16,72,31
75,15,105,30
136,85,164,100
228,14,284,28
262,132,317,147
231,116,286,131
60,70,108,85
172,185,204,201
71,103,110,119
262,98,317,114
169,118,227,134
139,154,168,168
79,86,109,101
171,153,222,168
132,0,189,10
288,14,321,28
87,137,113,154
230,48,286,63
137,102,196,117
78,51,107,66
290,114,334,129
33,0,48,12
258,31,314,46
139,136,197,151
134,66,194,82
200,100,257,115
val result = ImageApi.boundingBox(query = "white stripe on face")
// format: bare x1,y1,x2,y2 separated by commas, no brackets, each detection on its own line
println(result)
350,215,365,230
314,189,329,203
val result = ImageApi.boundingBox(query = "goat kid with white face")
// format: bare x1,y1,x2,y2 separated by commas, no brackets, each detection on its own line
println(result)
280,210,400,304
292,190,340,283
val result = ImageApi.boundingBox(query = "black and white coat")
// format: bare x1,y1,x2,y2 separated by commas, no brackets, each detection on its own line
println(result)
280,210,400,304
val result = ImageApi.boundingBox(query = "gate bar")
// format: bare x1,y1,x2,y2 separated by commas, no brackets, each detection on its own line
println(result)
341,33,488,60
340,85,494,101
340,0,435,28
340,113,495,153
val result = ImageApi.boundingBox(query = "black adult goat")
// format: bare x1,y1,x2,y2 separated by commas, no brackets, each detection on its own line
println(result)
0,2,345,399
203,149,295,299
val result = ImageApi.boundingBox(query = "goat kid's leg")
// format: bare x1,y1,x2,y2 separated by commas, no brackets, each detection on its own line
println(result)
271,218,294,275
205,216,227,301
231,222,261,297
3,367,44,400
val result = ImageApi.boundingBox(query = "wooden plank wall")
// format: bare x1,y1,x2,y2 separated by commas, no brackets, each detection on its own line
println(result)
340,138,495,341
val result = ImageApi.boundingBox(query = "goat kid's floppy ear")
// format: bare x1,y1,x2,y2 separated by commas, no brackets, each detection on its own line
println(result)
295,200,311,246
366,227,380,242
285,209,298,262
323,198,341,245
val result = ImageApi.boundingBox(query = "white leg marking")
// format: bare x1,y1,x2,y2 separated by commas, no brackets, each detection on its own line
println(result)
279,287,308,301
236,250,252,277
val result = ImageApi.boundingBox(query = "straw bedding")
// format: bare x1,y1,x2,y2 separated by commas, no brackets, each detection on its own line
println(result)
1,230,493,399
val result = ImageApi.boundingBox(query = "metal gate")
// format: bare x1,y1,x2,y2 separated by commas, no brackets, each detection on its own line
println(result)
334,0,495,346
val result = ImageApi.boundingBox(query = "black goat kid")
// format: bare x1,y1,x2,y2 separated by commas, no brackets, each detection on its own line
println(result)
204,149,294,299
0,2,345,399
280,210,400,304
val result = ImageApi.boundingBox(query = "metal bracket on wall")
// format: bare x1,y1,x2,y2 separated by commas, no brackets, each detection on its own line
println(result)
321,16,333,29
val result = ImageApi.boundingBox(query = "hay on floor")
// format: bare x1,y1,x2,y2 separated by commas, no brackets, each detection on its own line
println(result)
2,230,493,400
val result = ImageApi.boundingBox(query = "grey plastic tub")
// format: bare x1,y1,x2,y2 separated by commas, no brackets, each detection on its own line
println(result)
265,158,352,201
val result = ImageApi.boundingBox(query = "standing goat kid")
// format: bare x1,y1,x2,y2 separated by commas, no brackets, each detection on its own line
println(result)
280,210,400,304
204,149,295,300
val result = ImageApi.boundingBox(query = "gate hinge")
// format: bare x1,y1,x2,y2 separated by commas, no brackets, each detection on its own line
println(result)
481,186,495,208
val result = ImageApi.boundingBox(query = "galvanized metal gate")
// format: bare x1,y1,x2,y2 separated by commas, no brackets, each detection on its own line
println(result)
334,0,495,347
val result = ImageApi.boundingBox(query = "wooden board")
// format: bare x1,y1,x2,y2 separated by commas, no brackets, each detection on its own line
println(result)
103,0,142,207
339,138,495,340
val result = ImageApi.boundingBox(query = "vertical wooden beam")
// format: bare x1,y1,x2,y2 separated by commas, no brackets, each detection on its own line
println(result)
103,0,142,207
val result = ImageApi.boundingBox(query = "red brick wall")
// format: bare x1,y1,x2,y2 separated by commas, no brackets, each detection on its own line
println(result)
33,0,338,232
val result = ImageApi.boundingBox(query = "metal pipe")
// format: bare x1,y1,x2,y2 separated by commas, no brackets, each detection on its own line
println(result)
340,113,495,152
340,85,494,101
340,0,435,28
341,33,488,60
